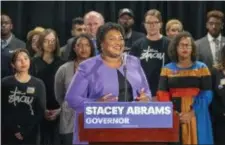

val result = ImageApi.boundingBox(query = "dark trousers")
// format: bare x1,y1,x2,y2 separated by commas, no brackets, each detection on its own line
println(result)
213,121,225,145
60,133,73,145
2,129,37,145
40,118,60,145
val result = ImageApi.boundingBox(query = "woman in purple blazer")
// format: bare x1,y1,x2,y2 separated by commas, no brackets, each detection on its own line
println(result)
65,22,152,144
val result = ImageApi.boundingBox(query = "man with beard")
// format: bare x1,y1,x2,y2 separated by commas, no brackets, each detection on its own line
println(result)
196,10,225,70
1,14,26,78
118,8,145,53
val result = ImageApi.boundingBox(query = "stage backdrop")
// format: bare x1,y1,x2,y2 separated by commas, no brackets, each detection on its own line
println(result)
2,1,225,45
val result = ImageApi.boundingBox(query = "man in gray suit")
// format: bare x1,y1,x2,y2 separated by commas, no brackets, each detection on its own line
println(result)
196,10,225,70
1,14,26,78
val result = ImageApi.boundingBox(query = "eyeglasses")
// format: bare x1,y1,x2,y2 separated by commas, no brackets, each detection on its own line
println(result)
178,43,192,48
144,21,160,25
44,39,56,44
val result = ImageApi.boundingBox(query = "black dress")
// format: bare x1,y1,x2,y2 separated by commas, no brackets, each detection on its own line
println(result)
211,68,225,145
30,56,64,145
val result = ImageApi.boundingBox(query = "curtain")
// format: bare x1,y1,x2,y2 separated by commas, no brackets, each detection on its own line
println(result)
2,1,225,45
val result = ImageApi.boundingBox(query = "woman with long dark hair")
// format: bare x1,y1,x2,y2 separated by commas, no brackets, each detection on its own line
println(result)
2,48,46,145
54,34,95,145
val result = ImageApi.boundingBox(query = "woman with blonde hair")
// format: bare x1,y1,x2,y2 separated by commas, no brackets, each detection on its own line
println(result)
165,19,183,39
26,26,45,57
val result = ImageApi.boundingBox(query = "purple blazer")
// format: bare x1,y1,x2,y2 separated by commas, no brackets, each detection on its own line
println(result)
65,54,152,144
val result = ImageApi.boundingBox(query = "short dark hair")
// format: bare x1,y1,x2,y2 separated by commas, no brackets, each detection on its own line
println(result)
1,13,12,24
68,34,95,61
207,10,224,22
38,28,60,57
72,17,84,27
96,22,125,52
168,31,197,62
11,48,30,64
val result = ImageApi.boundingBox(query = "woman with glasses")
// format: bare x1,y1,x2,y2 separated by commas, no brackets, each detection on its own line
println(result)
157,31,213,145
54,34,95,145
30,29,64,145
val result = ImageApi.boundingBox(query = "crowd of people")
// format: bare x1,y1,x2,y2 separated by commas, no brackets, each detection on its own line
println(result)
1,8,225,145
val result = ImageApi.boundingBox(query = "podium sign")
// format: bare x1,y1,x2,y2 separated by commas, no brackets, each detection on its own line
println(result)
84,102,173,129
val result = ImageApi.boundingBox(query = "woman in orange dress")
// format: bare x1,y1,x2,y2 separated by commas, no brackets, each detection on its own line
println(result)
157,31,213,145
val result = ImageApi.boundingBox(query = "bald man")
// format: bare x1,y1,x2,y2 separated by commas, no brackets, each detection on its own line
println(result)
84,11,104,54
84,11,104,38
64,12,104,57
1,14,26,78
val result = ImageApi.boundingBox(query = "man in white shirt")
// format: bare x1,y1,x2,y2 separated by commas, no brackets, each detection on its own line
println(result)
196,10,225,70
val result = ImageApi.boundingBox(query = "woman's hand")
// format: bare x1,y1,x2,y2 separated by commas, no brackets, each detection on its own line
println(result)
45,108,61,121
179,110,195,124
97,93,118,102
135,88,150,102
15,132,23,140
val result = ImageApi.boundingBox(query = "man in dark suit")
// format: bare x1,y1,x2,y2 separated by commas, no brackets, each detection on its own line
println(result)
195,10,225,70
84,11,105,55
60,17,87,61
118,8,145,53
1,14,26,78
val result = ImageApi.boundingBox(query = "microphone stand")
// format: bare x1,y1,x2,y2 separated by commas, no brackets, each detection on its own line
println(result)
123,62,128,102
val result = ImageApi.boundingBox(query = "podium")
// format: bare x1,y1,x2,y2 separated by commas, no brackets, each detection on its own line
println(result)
78,112,179,145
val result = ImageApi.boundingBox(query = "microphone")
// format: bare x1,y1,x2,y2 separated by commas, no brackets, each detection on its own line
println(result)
123,53,128,102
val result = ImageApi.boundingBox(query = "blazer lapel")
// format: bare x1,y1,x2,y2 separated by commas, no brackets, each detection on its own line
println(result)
221,36,225,48
203,36,213,63
7,35,17,50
